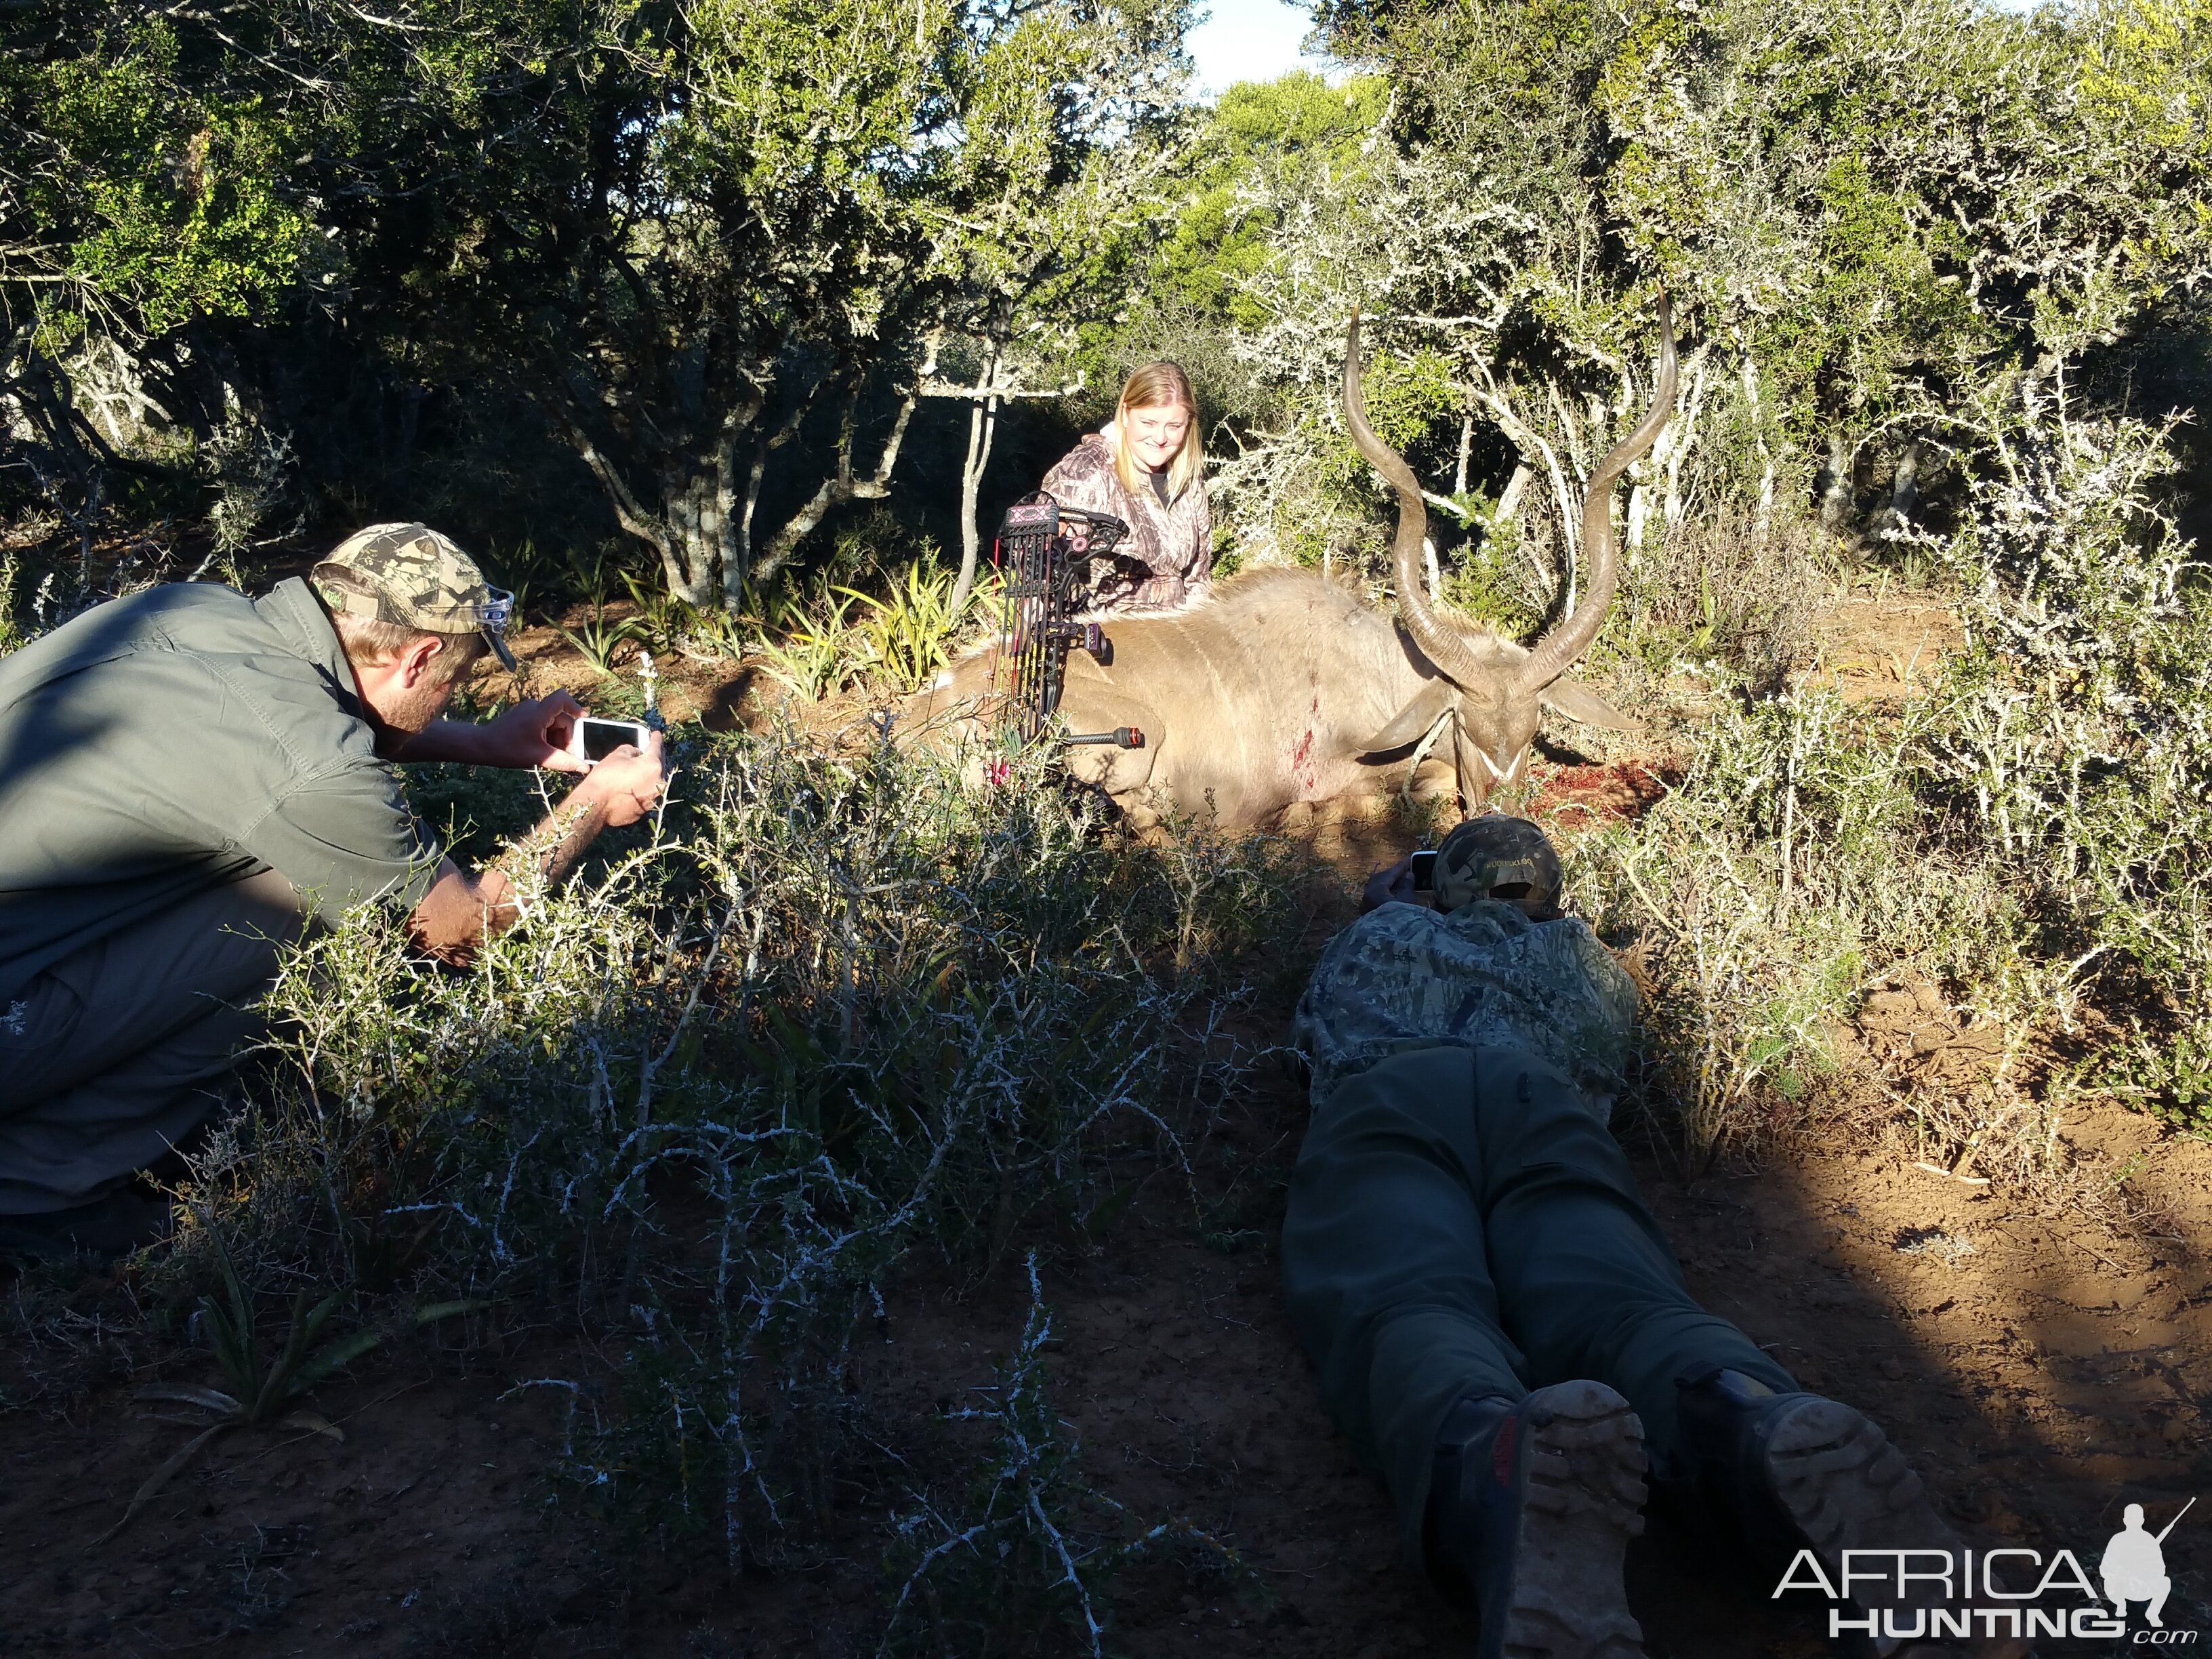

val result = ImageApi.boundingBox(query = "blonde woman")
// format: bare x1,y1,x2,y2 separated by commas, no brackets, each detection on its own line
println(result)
1040,361,1212,615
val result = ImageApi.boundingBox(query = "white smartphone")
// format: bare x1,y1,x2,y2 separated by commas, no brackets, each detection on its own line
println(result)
568,716,653,765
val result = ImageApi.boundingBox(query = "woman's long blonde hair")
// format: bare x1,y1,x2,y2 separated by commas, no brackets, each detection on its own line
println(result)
1109,361,1204,503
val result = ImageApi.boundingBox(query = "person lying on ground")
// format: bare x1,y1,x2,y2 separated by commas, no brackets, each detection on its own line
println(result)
0,523,665,1259
1040,359,1212,615
1284,815,2013,1659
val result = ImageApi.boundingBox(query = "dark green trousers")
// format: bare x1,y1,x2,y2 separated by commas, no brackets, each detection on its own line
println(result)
1281,1044,1795,1566
0,869,302,1214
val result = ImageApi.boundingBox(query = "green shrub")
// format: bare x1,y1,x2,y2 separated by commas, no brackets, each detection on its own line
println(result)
1574,391,2212,1166
880,1255,1252,1656
159,723,1298,1572
1572,687,2032,1168
1925,396,2212,1130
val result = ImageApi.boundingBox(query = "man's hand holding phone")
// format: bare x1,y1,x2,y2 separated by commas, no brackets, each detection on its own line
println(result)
406,705,667,963
570,727,666,827
1360,848,1437,914
476,691,589,772
394,691,590,771
566,715,655,766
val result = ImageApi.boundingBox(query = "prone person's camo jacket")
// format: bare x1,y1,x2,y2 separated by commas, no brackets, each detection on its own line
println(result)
1294,899,1640,1118
1040,432,1212,615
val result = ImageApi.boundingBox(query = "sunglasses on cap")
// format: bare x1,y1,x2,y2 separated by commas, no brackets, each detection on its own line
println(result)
474,587,518,670
459,586,512,630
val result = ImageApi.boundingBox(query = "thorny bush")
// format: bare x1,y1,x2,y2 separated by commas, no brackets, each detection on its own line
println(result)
1926,378,2212,1128
1568,689,2047,1175
1565,377,2212,1176
147,720,1298,1580
879,1254,1254,1658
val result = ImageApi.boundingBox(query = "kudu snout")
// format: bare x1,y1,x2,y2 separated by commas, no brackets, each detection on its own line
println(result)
1344,298,1678,811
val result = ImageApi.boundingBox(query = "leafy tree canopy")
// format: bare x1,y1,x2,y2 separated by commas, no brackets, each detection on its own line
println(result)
3,0,1194,604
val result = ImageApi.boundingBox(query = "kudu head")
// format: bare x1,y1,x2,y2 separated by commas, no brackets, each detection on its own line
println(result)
1344,297,1677,813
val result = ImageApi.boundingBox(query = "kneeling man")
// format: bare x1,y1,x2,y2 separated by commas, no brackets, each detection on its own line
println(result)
2101,1503,2172,1627
1284,816,1986,1657
0,525,665,1256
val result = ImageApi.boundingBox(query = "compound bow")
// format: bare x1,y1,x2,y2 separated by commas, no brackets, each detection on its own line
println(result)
987,492,1145,752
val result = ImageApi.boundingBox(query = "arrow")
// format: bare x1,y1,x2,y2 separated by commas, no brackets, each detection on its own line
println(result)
2155,1496,2196,1544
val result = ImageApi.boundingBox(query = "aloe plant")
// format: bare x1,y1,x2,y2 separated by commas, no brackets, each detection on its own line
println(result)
100,1242,483,1542
554,613,646,676
750,585,862,699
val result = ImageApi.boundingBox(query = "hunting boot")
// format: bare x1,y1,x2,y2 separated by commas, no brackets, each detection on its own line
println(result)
1426,1380,1649,1659
1673,1368,2025,1658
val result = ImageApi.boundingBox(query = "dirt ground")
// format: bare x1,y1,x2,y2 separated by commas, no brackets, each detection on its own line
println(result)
6,595,2209,1656
1805,588,1966,705
7,960,2208,1657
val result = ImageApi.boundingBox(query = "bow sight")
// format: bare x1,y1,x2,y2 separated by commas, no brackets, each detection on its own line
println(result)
987,493,1146,752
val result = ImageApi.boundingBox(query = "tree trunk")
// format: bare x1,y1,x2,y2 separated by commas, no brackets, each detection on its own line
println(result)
564,382,758,610
1741,352,1775,541
735,376,832,612
1473,385,1580,618
947,340,1004,617
1887,441,1921,530
1818,430,1853,531
1495,463,1532,526
756,382,860,584
1660,347,1706,546
655,417,746,608
655,467,725,608
753,371,927,584
566,422,687,600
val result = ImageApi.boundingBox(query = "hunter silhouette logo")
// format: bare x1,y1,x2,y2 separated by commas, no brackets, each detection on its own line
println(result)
2104,1498,2192,1631
1774,1495,2198,1643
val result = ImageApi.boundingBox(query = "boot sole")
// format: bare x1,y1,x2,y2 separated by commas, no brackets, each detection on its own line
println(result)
1761,1398,1978,1656
1498,1380,1650,1659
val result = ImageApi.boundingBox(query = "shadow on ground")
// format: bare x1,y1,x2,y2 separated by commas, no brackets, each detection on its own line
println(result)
4,784,2208,1656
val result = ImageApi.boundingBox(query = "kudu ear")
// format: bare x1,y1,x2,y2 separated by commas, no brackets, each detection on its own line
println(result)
1539,678,1640,733
1358,680,1456,754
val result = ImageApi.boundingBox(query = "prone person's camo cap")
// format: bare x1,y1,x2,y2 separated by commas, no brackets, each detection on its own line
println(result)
1431,813,1565,918
312,522,516,671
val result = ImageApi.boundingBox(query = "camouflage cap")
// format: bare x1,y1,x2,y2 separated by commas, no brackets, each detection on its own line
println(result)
312,522,516,670
1432,814,1564,918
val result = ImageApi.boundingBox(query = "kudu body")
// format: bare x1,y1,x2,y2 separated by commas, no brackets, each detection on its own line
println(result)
905,302,1677,832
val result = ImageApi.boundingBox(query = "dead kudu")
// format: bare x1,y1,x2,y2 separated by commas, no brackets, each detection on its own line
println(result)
905,302,1679,832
